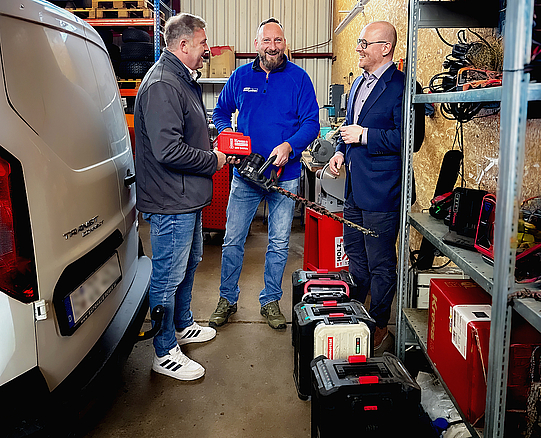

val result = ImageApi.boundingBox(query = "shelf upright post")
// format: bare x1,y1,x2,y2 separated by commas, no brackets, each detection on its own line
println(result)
154,0,160,62
396,0,420,362
484,0,533,436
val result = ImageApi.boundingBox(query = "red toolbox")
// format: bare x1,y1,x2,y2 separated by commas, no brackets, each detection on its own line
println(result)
427,278,491,425
303,207,349,271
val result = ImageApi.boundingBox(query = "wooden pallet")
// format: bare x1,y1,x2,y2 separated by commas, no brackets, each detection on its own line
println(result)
94,7,153,19
118,79,142,89
66,8,97,19
92,0,152,9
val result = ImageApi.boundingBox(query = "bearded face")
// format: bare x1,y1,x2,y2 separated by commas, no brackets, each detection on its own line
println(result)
255,22,286,73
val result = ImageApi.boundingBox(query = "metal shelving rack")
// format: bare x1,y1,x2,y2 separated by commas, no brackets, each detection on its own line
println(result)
85,0,172,61
396,0,538,437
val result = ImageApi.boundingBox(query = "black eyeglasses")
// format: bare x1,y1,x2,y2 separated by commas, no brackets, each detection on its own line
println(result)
357,39,389,49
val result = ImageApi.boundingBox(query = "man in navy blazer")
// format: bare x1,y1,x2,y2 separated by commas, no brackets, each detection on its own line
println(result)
329,21,403,353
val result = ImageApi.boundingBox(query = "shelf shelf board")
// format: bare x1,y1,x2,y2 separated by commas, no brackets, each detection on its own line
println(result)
512,298,541,332
409,212,494,292
85,18,155,27
413,87,502,104
528,82,541,101
413,83,541,104
409,212,541,328
198,78,228,84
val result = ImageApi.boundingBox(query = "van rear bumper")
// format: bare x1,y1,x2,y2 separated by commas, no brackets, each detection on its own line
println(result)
0,255,151,435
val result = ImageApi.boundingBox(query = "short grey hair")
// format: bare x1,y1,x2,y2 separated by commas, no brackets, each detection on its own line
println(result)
165,13,206,49
256,17,283,38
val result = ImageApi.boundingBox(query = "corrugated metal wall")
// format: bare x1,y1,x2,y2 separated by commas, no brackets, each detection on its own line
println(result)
177,0,333,111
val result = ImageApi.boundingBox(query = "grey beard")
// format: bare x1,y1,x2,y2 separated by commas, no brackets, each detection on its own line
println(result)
260,52,284,71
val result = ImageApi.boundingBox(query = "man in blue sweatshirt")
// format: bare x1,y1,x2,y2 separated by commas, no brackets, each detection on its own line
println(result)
209,18,319,329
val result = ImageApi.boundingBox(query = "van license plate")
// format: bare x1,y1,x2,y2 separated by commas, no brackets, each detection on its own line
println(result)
64,253,122,328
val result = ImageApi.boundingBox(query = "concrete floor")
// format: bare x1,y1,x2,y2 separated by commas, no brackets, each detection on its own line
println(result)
81,206,396,438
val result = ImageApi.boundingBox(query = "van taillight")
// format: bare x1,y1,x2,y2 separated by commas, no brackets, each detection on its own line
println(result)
0,154,38,303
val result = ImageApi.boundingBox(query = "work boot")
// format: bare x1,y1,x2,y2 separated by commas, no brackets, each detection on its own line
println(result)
209,297,237,328
260,301,286,329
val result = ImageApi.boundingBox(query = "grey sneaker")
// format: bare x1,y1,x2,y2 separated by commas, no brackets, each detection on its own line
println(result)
209,297,237,328
260,301,286,329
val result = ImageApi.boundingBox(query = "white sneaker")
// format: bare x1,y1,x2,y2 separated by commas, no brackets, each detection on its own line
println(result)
176,322,216,345
152,345,205,381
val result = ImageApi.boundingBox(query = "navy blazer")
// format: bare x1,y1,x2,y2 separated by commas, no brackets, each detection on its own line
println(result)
336,64,405,212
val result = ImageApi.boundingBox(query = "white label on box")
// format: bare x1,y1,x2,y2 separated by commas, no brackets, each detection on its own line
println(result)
335,236,349,268
451,305,491,359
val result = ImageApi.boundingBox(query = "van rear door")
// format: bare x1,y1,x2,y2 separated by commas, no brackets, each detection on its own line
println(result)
0,5,135,390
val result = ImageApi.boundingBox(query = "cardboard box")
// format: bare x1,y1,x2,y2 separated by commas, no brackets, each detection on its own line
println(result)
199,59,210,78
210,46,235,78
414,267,468,309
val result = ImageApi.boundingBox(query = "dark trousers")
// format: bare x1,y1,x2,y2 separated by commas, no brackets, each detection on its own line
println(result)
343,194,400,328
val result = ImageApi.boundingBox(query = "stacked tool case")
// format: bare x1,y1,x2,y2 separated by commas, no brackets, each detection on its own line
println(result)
291,269,355,345
293,300,375,400
292,269,355,309
310,354,426,437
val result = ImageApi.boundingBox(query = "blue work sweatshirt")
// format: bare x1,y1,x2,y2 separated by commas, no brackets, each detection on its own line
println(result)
213,56,320,181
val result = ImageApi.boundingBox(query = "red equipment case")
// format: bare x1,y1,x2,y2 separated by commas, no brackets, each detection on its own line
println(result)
427,278,491,425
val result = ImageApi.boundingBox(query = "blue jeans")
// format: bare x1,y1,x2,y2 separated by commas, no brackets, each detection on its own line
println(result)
343,194,400,328
142,211,203,357
220,174,299,306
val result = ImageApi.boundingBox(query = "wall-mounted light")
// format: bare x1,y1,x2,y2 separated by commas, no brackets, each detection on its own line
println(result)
334,0,371,35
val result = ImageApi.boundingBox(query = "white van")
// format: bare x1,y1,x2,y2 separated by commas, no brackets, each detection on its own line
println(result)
0,1,151,434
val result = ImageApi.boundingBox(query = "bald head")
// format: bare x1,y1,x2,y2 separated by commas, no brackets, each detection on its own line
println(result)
356,21,397,73
364,21,397,51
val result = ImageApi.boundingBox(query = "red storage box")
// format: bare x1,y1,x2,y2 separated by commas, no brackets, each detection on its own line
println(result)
427,278,491,425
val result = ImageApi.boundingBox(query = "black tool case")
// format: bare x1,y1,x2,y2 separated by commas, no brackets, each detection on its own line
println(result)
310,353,423,437
291,269,355,345
291,269,356,310
293,300,375,400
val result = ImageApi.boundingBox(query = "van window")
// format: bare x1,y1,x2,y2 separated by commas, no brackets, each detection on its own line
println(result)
0,16,127,169
86,43,129,157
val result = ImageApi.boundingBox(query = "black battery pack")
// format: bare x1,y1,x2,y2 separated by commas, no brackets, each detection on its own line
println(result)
310,353,422,437
293,300,375,400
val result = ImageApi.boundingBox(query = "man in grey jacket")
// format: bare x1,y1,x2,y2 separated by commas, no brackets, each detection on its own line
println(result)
135,13,227,381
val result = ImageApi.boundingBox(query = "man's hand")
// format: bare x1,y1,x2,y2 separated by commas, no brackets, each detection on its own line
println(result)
269,142,293,167
328,153,344,176
339,124,364,144
214,148,227,171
